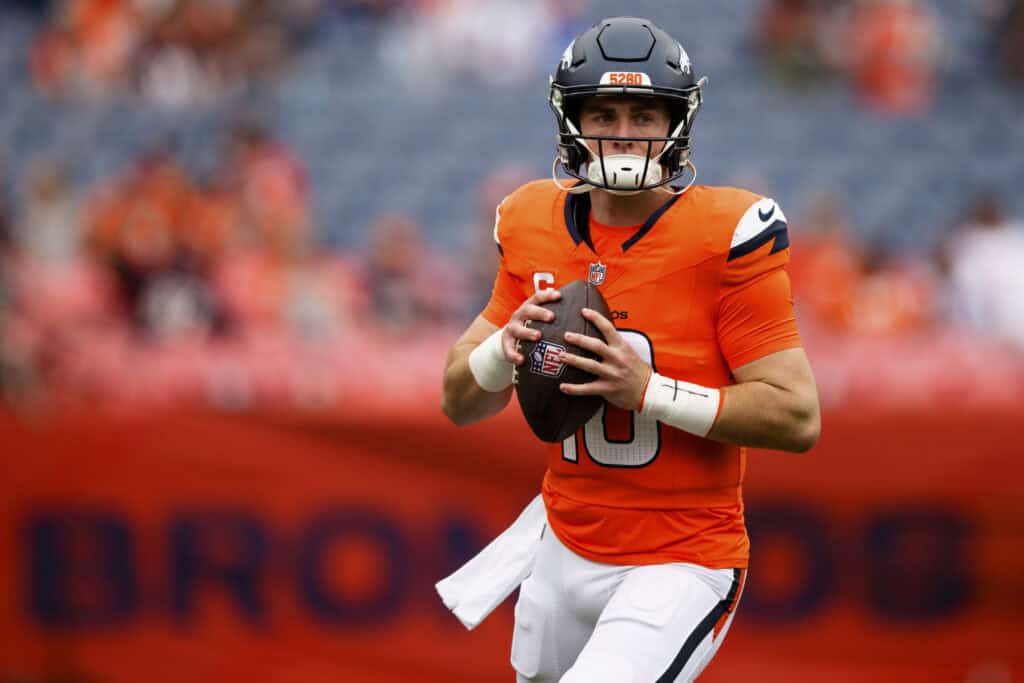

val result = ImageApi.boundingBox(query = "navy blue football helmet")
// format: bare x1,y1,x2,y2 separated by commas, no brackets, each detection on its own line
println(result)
549,17,706,194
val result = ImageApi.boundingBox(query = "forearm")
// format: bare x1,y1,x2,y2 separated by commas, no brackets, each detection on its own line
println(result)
639,349,820,453
707,379,819,452
441,343,513,427
442,290,562,428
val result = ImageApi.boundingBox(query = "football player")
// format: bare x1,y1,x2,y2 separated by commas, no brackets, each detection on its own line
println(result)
439,16,820,683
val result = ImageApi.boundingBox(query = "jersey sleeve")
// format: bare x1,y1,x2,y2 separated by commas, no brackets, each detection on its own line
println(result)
717,197,802,370
480,195,527,326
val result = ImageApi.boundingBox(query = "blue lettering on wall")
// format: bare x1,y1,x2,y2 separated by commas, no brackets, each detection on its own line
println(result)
25,510,136,627
744,502,835,622
18,502,976,631
865,506,971,621
297,508,408,626
169,511,269,623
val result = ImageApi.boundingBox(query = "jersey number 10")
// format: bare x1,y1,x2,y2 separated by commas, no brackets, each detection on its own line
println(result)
561,330,660,468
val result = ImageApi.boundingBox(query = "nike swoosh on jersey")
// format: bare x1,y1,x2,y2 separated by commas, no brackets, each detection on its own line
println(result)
729,199,789,261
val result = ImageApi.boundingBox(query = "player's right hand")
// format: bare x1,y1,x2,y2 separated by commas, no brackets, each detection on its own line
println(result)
502,288,561,365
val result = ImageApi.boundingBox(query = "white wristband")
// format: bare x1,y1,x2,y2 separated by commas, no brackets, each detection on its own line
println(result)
468,327,514,392
639,372,722,438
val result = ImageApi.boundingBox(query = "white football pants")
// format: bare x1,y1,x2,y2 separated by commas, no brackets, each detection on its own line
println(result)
511,527,745,683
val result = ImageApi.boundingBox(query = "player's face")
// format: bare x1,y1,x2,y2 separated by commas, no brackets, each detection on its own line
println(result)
578,96,671,159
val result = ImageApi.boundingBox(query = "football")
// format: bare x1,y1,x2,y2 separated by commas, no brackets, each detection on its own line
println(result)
515,279,611,442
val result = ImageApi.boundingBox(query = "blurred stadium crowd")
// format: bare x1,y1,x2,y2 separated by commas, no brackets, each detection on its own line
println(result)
1,0,1024,413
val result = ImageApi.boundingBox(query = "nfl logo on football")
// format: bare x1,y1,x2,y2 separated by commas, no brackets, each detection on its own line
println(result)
530,341,566,377
588,262,607,286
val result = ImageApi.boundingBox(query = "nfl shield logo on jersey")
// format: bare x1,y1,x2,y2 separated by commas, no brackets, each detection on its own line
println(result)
588,261,607,286
530,341,566,377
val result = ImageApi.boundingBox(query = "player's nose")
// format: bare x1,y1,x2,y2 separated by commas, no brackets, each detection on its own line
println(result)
610,119,639,151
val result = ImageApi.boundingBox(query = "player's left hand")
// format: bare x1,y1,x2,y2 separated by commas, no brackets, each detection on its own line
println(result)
558,307,652,412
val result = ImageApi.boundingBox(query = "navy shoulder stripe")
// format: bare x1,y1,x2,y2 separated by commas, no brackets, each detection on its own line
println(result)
727,219,789,261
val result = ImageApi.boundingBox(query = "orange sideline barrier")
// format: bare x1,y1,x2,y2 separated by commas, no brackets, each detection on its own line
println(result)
1,407,1022,683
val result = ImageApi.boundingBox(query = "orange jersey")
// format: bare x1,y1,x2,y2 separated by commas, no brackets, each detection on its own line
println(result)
481,180,802,569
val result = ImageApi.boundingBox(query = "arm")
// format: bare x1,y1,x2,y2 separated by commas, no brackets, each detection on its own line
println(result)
441,288,563,427
559,198,819,451
708,347,820,452
558,309,820,454
709,202,819,451
441,316,512,426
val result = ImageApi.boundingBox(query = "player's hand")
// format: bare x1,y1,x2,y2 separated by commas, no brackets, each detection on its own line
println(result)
558,307,652,412
502,288,561,365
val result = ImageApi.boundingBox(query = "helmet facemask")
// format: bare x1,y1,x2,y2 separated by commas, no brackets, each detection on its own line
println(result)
550,80,705,196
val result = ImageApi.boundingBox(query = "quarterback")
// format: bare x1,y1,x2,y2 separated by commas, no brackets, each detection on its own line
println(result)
438,16,820,683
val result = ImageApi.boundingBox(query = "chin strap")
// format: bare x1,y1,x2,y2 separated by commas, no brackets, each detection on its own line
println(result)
551,157,595,194
656,158,698,196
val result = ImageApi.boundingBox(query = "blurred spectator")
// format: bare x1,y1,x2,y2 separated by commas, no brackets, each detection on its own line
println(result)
179,174,239,266
139,0,292,108
942,193,1024,348
31,0,145,100
846,245,938,336
0,157,46,409
790,193,864,329
381,0,583,90
86,144,226,340
755,0,943,113
790,193,938,336
842,0,942,115
994,0,1024,81
211,121,365,342
0,154,10,248
755,0,838,88
31,0,319,106
224,121,310,255
0,156,11,317
336,0,408,19
13,158,82,264
215,243,365,343
363,212,464,336
462,163,534,321
29,23,77,99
